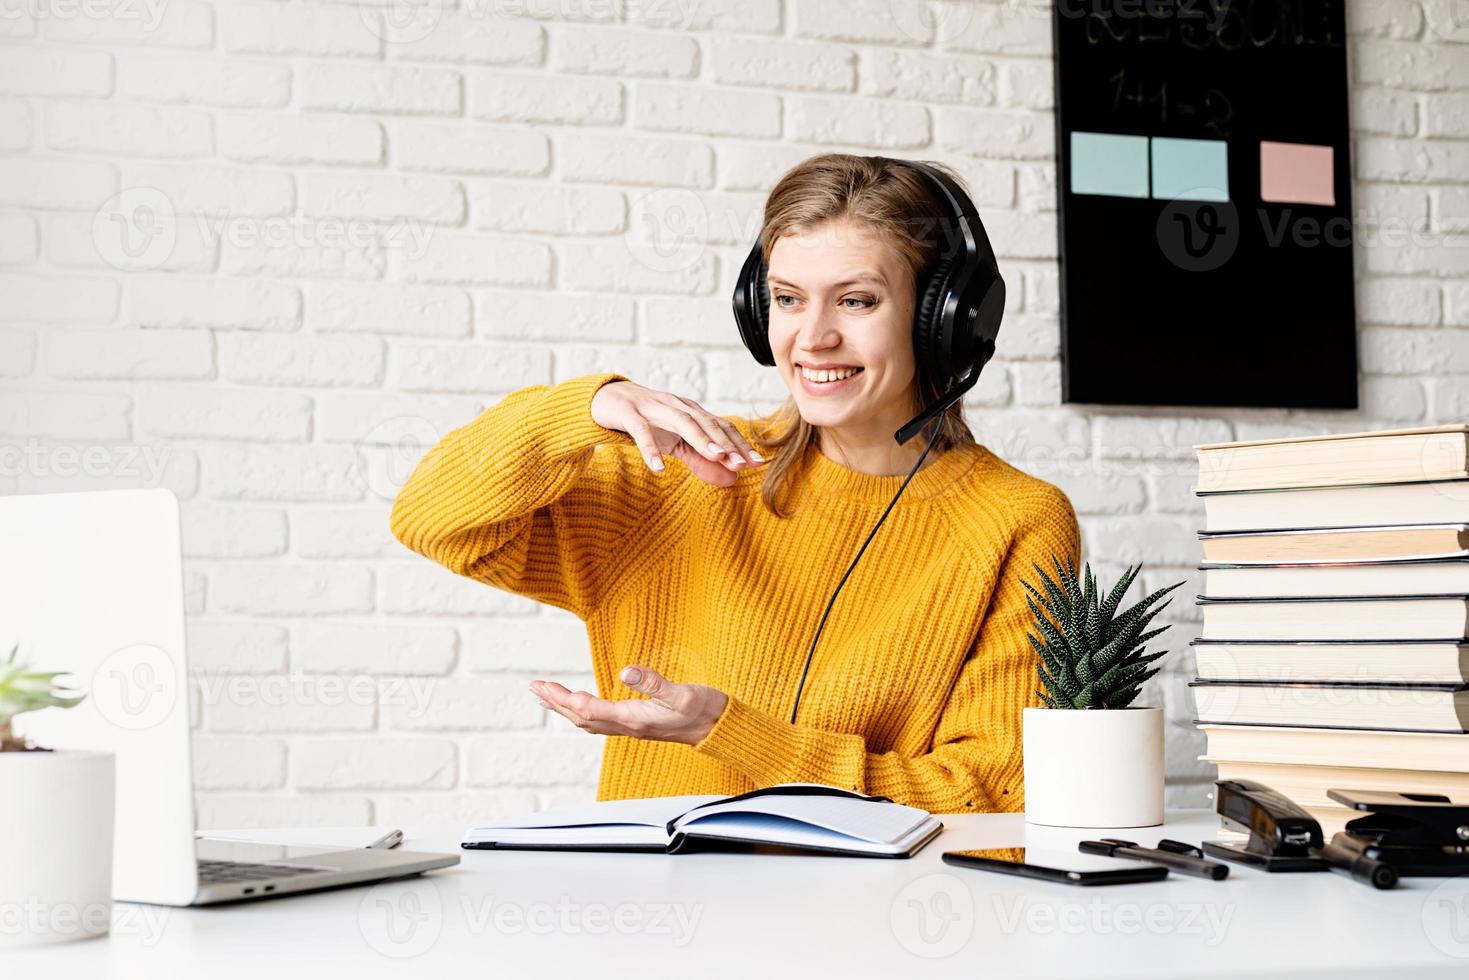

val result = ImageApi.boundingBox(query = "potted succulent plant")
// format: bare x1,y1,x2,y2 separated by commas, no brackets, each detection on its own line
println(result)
1020,559,1184,828
0,643,115,946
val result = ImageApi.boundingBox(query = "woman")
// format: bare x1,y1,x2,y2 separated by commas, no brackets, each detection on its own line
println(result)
390,153,1081,814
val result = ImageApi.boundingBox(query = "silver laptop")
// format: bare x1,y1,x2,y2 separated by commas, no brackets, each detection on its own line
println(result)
0,488,458,905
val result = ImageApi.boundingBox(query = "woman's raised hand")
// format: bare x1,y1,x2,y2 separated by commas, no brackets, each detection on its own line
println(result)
530,666,729,746
590,380,766,487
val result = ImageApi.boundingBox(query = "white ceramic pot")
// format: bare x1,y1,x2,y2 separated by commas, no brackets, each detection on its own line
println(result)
1022,706,1164,828
0,749,115,946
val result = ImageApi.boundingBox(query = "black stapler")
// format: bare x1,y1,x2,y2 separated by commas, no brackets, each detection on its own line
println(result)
1325,789,1469,877
1200,779,1398,889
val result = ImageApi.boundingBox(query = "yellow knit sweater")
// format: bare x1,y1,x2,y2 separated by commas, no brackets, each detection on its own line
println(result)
389,372,1083,814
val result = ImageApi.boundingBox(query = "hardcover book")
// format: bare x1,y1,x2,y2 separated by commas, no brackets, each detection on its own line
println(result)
461,783,944,858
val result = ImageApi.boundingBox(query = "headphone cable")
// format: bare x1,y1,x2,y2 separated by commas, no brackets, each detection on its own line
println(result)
787,382,953,725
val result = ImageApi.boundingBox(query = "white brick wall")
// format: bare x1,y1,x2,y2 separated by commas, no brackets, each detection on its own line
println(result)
2,0,1464,823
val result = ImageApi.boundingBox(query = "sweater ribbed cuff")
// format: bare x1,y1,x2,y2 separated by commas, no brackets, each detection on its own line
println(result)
692,694,802,785
453,371,636,470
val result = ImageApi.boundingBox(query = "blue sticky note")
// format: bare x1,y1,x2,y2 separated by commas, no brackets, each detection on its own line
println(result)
1151,137,1229,202
1069,131,1149,199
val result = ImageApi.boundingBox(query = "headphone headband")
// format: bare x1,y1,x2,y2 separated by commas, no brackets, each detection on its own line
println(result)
877,156,973,219
731,156,1005,445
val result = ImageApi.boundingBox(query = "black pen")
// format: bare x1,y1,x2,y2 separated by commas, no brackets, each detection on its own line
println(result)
1079,838,1230,880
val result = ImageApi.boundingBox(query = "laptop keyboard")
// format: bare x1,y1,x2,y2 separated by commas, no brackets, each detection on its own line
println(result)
197,860,323,883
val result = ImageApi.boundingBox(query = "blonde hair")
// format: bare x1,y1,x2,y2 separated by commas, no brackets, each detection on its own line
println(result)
748,153,979,518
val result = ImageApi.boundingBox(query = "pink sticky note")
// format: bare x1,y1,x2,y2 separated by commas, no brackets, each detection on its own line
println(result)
1259,141,1335,206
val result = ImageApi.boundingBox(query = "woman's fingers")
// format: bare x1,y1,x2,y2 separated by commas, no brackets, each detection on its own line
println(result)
675,397,762,467
531,674,720,745
595,382,765,476
535,682,652,737
607,390,764,482
714,417,763,463
678,405,746,465
619,412,668,473
534,681,611,731
670,442,739,487
645,403,740,469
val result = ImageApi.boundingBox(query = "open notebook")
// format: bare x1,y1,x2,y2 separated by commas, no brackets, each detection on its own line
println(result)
462,783,945,858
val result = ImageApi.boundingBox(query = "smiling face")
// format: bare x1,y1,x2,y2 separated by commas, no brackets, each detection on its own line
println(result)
765,218,920,451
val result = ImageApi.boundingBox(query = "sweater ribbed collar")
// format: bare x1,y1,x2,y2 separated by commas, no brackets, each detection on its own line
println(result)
798,439,986,504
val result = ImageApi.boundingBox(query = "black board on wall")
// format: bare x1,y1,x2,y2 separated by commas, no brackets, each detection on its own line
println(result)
1052,1,1358,409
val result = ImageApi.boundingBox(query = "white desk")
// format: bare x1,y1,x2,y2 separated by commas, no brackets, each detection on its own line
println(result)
11,809,1469,978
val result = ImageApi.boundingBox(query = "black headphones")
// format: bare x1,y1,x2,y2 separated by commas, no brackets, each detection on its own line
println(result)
728,156,1009,725
731,156,1006,446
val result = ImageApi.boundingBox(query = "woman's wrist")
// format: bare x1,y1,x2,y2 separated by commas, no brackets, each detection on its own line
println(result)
686,687,729,745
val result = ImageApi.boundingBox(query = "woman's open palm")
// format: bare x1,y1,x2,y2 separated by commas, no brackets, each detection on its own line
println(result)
530,666,728,746
590,380,766,487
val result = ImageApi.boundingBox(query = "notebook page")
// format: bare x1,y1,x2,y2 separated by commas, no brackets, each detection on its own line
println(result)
674,812,940,855
465,825,670,848
673,794,930,844
467,794,723,834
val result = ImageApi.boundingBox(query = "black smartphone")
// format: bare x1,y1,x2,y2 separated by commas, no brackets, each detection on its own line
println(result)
942,848,1169,886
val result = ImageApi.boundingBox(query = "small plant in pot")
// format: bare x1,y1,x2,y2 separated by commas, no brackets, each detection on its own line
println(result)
1,643,85,751
0,643,117,947
1020,558,1184,828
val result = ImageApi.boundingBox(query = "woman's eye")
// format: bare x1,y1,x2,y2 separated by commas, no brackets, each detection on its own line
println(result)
774,294,798,308
841,296,875,310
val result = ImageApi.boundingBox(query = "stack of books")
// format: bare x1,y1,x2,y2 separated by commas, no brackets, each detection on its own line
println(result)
1189,423,1469,836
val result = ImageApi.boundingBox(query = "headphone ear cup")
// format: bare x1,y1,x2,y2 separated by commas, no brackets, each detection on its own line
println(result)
753,262,770,341
913,257,955,375
734,242,776,366
746,260,775,366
